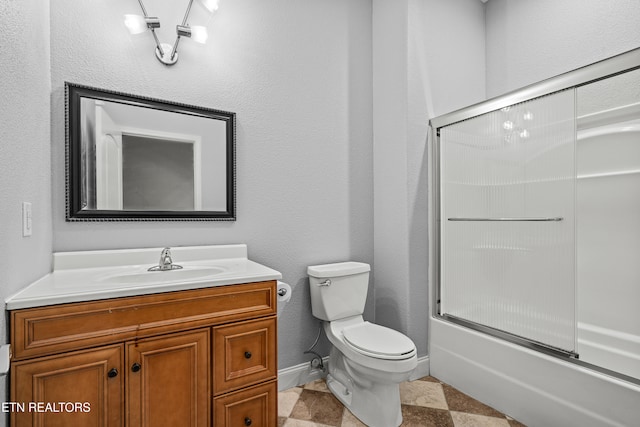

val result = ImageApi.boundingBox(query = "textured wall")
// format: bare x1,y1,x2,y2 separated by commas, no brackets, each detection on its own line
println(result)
0,1,52,424
486,0,640,98
49,0,373,370
372,0,486,357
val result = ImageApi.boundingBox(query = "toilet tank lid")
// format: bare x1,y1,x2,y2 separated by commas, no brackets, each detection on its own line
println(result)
307,262,370,278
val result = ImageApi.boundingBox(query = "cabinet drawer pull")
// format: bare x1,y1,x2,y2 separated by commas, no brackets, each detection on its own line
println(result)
244,417,252,426
131,362,141,372
244,351,252,359
107,368,118,378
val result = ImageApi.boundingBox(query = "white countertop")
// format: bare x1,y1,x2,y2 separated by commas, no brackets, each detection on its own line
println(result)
6,244,282,310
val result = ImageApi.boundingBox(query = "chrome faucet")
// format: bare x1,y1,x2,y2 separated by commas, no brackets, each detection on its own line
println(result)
148,247,183,271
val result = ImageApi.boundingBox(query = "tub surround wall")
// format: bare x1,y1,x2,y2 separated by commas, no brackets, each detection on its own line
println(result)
49,0,374,371
0,1,52,420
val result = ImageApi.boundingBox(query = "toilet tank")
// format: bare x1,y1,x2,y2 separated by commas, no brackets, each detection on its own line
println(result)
307,262,371,321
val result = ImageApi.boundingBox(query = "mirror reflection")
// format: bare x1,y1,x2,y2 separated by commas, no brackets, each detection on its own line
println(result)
66,83,235,220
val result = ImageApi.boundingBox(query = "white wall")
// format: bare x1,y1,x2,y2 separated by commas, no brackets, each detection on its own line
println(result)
49,0,374,370
372,0,486,356
0,2,52,424
486,0,640,97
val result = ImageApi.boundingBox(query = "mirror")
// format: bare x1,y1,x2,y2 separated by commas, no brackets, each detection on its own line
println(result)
65,83,235,221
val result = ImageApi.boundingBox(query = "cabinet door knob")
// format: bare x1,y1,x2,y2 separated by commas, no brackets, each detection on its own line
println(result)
107,368,118,378
131,362,141,372
244,351,252,359
244,417,252,426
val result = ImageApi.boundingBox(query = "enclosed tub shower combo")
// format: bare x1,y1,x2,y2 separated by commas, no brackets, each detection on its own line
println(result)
429,48,640,427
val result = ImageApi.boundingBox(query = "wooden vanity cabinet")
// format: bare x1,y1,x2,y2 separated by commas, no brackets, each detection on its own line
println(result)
9,281,278,427
126,329,210,427
12,345,123,427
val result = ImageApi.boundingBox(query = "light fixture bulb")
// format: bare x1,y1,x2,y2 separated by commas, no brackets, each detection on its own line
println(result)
503,120,514,130
125,0,218,65
201,0,220,13
189,26,209,44
124,14,147,34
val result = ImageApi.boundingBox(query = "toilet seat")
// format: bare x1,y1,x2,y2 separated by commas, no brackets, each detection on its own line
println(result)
342,322,416,360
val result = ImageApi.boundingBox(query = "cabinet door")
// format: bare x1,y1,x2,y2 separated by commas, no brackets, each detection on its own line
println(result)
213,380,277,427
11,345,123,427
213,317,277,395
126,328,209,427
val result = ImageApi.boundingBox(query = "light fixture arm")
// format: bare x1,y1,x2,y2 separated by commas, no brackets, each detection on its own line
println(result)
134,0,165,58
169,0,195,62
127,0,212,66
136,0,149,16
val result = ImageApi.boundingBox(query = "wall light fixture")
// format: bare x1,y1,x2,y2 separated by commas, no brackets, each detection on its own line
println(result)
125,0,219,65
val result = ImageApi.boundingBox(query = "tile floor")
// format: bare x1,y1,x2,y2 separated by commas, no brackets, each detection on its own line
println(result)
278,376,526,427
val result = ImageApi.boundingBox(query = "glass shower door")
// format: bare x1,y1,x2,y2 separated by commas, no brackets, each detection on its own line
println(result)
439,90,577,353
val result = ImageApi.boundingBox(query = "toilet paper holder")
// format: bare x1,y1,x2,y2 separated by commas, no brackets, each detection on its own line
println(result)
276,281,292,304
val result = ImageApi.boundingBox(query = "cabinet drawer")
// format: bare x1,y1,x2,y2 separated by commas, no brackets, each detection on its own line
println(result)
213,380,277,427
11,281,276,360
213,317,277,395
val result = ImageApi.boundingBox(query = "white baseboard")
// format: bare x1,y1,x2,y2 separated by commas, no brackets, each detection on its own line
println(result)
409,355,430,381
278,355,429,391
278,357,329,391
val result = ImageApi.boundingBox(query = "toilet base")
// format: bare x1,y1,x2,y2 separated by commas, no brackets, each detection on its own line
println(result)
326,347,404,427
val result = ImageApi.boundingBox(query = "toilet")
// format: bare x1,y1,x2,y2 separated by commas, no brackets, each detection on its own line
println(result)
307,262,417,427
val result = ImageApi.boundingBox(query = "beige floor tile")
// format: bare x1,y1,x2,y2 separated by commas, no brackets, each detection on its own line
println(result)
341,409,368,427
442,383,504,418
401,405,454,427
450,411,511,427
278,387,303,417
278,378,527,427
507,418,528,427
400,379,449,410
283,419,335,427
303,379,331,393
416,376,441,383
289,389,344,426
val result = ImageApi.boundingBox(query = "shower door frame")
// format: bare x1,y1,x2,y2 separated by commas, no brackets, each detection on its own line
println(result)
429,47,640,379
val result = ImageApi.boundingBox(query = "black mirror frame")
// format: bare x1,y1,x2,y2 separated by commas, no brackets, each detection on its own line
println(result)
65,82,236,221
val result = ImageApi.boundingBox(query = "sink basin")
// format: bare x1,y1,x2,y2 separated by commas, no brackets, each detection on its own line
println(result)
99,265,227,286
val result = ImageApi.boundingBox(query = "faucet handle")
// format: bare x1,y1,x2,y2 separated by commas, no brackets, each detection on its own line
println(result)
148,247,182,271
157,247,172,270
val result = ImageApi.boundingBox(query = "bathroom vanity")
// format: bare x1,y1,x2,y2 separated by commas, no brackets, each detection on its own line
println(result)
6,245,281,427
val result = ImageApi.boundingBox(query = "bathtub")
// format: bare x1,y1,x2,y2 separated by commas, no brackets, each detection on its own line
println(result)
429,318,639,427
428,115,640,427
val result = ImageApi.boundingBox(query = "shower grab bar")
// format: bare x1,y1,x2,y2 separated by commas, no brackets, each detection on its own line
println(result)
448,217,563,222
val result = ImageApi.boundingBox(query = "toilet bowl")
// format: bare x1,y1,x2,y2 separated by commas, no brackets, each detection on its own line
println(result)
307,262,417,427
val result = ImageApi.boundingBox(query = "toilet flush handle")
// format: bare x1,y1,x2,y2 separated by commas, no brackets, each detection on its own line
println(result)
316,279,332,287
